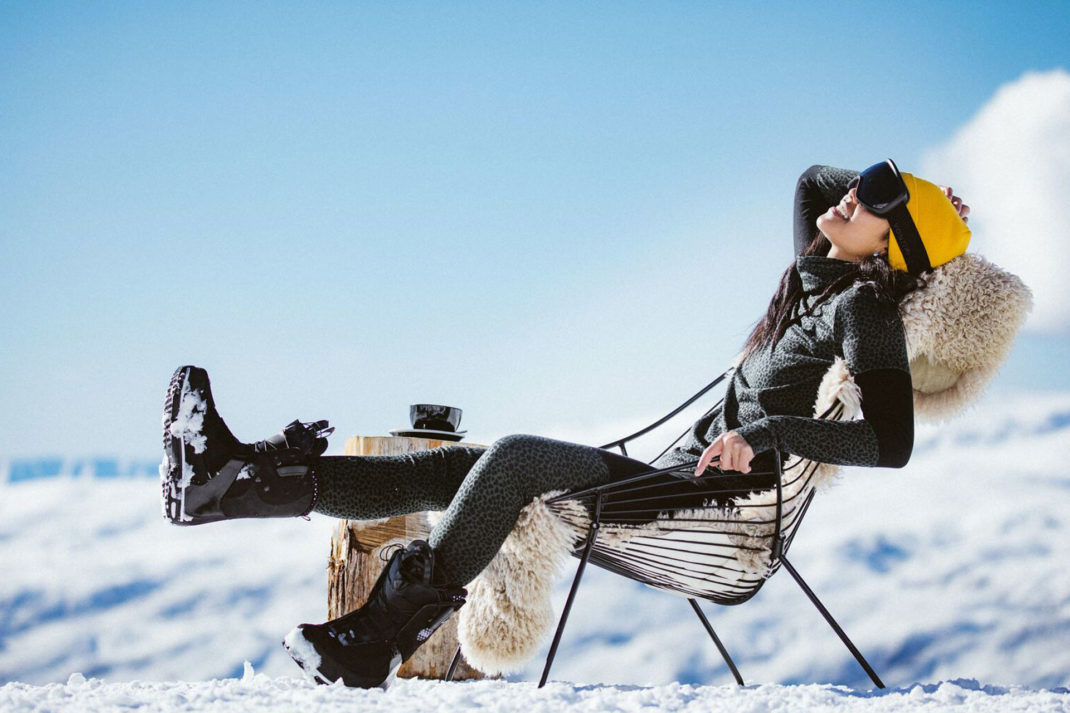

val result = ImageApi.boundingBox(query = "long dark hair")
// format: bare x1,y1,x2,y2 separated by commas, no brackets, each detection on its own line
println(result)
740,234,920,361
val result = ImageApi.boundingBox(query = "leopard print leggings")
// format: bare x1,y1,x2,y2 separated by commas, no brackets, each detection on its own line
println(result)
313,434,658,586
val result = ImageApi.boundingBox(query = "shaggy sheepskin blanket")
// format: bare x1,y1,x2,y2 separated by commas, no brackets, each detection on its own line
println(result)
451,252,1032,676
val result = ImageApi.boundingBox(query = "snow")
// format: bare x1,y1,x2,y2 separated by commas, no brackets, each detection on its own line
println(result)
169,379,207,455
281,626,322,680
0,390,1069,709
1,675,1067,713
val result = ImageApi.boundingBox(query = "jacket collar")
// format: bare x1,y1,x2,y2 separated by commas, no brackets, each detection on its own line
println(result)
796,255,856,293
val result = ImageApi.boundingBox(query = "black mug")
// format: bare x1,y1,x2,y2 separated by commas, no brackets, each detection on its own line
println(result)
410,404,462,432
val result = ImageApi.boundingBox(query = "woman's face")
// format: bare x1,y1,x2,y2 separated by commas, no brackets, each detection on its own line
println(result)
816,186,891,261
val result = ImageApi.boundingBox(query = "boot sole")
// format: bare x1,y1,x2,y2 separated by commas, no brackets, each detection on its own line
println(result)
161,366,245,526
283,625,401,689
161,366,194,524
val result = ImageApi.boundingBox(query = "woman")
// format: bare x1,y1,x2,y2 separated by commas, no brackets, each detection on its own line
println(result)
160,159,971,688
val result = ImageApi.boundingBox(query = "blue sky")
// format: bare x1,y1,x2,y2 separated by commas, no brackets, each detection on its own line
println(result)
1,1,1068,458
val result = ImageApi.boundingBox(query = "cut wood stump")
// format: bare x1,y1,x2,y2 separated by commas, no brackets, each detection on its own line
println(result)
327,435,489,681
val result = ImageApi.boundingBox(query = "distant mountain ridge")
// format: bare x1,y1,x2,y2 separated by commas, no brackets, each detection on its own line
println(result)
0,457,160,483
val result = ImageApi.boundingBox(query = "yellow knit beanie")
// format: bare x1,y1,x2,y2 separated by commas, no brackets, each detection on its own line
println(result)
888,173,972,273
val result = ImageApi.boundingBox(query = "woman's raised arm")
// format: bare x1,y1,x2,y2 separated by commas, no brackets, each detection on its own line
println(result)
793,165,859,256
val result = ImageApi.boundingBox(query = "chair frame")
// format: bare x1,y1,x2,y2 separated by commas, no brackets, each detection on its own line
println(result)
446,369,885,688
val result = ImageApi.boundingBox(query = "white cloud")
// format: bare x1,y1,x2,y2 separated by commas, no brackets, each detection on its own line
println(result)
922,68,1070,333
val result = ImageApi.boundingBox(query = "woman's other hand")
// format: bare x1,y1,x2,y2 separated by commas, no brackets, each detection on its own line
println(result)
694,431,755,476
939,185,971,224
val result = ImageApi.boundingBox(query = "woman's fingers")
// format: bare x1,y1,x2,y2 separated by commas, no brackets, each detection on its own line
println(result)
696,432,756,476
722,431,755,473
695,439,723,476
725,439,740,472
720,442,733,472
941,185,971,222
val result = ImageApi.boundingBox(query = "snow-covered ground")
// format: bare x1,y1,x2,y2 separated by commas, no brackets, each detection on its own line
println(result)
1,391,1069,706
3,675,1069,713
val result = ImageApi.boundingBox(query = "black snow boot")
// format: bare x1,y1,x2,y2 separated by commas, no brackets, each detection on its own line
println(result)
161,365,333,526
283,540,467,688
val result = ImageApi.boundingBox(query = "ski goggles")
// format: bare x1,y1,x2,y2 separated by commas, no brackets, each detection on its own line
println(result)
849,158,932,275
847,158,909,216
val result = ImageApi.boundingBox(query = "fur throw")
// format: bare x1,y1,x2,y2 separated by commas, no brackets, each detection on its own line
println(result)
450,494,586,675
454,252,1031,675
899,253,1032,422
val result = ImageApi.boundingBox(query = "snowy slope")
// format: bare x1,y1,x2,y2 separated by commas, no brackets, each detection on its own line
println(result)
1,391,1069,691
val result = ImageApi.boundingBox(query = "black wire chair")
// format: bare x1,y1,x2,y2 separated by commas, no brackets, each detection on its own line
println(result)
445,369,885,688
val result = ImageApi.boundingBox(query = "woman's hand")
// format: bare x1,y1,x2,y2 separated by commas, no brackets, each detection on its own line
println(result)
694,431,755,476
939,185,971,224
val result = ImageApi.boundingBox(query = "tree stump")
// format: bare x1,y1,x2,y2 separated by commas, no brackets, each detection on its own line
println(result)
327,435,488,681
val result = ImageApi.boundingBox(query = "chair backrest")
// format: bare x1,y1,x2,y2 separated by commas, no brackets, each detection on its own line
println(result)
545,383,847,606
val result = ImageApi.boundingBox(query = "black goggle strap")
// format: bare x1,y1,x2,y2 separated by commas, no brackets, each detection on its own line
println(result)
887,204,931,275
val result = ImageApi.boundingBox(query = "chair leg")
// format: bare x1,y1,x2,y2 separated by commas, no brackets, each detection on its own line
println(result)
780,556,885,689
538,523,600,688
445,644,462,682
688,598,744,686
